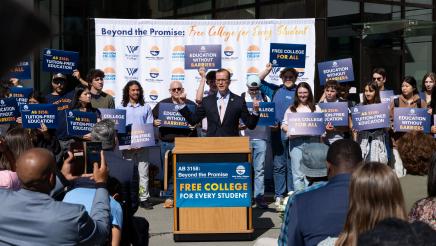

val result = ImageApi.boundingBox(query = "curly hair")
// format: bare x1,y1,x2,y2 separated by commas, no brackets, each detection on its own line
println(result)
121,80,145,107
85,69,105,84
398,131,436,176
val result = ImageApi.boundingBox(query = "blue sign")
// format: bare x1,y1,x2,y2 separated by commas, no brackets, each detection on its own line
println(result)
269,43,306,68
318,58,354,85
65,110,97,137
158,103,195,129
176,162,251,208
185,45,221,70
0,98,20,124
99,109,127,133
434,115,436,138
20,104,57,129
10,87,33,107
42,48,79,74
380,90,396,104
5,58,31,80
351,103,390,131
318,102,349,126
118,123,155,150
246,102,275,126
286,112,325,136
393,108,431,133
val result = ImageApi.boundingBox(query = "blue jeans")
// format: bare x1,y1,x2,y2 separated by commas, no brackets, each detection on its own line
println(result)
251,139,267,198
272,130,292,198
160,141,174,198
289,136,318,191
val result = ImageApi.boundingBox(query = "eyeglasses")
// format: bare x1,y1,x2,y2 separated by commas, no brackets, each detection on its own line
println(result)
372,77,383,81
171,88,183,92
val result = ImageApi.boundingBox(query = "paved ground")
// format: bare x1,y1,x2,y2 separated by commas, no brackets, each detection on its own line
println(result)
135,197,282,246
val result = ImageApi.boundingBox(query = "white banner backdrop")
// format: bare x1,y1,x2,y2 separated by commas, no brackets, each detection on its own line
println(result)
95,18,316,107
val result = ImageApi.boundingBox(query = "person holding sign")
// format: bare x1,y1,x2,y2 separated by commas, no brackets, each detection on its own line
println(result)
421,72,435,105
281,82,321,191
152,81,197,208
70,86,101,140
195,67,217,136
118,80,154,210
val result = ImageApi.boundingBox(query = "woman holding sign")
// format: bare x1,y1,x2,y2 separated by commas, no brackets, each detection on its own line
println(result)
71,86,101,141
281,82,321,191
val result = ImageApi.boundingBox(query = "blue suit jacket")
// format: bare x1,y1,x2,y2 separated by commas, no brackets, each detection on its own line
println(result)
286,174,351,246
0,188,110,245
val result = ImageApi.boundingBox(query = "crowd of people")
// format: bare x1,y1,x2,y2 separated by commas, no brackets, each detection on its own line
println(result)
0,62,435,245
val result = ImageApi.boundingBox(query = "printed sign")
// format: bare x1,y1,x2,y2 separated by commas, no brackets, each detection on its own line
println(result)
393,108,431,133
380,90,395,104
99,108,127,133
185,45,221,70
246,102,275,126
351,103,390,131
20,104,57,129
10,87,33,107
118,123,155,150
158,103,195,128
269,43,306,68
42,48,79,73
318,102,349,126
5,58,31,80
176,162,251,207
286,112,325,136
0,98,19,124
318,58,354,85
66,110,97,136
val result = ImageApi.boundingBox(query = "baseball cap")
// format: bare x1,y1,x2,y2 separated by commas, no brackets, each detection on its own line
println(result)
52,73,66,81
246,75,260,88
300,143,329,178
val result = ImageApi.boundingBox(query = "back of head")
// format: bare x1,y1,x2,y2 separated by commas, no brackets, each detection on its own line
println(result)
206,70,216,81
398,131,436,176
91,119,116,150
326,139,362,173
428,153,436,197
300,143,329,178
0,127,33,170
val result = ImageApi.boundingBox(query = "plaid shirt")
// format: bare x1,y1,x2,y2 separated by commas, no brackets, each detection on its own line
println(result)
278,181,328,246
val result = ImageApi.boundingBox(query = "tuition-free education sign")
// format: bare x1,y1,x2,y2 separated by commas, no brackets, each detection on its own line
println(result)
99,109,126,133
20,104,57,129
66,110,97,136
185,45,221,70
158,103,195,128
10,87,33,107
351,103,390,131
176,162,251,208
393,108,431,133
270,43,306,68
318,102,349,126
43,49,79,74
6,59,31,80
118,123,155,150
246,102,275,126
0,98,19,124
318,58,354,85
286,112,325,136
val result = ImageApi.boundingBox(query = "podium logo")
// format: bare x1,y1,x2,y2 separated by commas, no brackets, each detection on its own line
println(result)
104,67,116,81
247,45,260,60
149,89,159,101
149,67,160,79
236,165,246,175
171,45,185,60
150,45,160,56
102,45,116,59
171,67,185,81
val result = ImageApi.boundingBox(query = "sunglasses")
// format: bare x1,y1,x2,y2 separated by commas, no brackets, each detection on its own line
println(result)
372,77,383,81
171,87,183,92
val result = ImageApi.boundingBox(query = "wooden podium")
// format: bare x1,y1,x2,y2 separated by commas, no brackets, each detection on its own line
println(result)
171,137,253,241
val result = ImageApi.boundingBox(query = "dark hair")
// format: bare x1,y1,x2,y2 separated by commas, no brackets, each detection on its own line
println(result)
71,86,92,111
326,139,362,170
280,67,298,80
206,70,216,83
363,81,381,105
0,79,13,98
290,82,315,112
216,68,231,80
325,80,339,91
372,68,386,79
85,69,105,84
0,127,33,170
402,76,418,95
431,87,436,117
427,153,436,197
421,72,435,92
398,131,436,176
121,80,145,107
28,91,46,104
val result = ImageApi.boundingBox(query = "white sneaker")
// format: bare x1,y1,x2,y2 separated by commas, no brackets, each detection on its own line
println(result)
274,197,282,207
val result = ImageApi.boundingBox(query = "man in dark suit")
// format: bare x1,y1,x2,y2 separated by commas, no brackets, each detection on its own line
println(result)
178,68,260,137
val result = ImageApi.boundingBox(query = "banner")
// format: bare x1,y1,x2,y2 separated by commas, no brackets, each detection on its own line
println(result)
246,102,275,126
20,104,57,129
286,112,325,136
176,162,251,207
0,98,19,124
393,108,431,133
351,103,390,131
317,58,354,85
95,19,316,108
5,58,31,80
10,87,33,107
158,103,195,128
380,90,395,104
42,49,79,74
118,123,155,150
99,108,127,133
269,43,306,68
66,110,97,136
318,102,349,126
185,45,221,70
